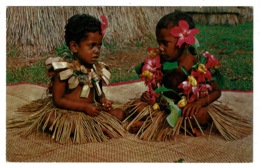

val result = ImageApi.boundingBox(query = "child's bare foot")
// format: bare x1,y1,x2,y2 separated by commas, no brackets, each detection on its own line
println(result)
132,99,148,113
102,127,114,139
129,121,144,133
193,128,201,137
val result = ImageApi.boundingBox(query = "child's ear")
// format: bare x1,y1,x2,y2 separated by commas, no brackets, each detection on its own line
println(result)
69,41,78,53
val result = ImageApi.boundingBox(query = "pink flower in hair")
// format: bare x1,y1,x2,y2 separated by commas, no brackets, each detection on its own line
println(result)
170,20,200,48
100,15,108,37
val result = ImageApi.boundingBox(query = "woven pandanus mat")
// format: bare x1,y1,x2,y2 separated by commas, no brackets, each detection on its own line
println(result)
6,82,253,162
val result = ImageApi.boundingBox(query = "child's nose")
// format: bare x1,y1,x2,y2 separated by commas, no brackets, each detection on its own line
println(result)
158,45,164,53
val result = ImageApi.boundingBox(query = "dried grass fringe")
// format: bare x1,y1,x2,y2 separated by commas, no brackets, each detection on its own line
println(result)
7,97,126,144
208,102,252,141
122,100,184,141
123,99,252,141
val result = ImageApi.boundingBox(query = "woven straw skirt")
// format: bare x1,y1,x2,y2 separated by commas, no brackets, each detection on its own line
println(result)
7,97,126,144
123,99,252,141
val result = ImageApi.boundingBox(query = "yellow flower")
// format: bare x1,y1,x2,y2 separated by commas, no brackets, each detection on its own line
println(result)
152,103,160,110
198,64,207,74
142,70,153,80
148,48,158,56
178,96,187,108
188,75,197,86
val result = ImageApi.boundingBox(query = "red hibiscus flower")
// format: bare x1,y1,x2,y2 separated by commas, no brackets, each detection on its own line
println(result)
100,15,108,37
191,69,212,83
170,20,200,48
178,80,199,103
202,52,221,69
198,84,212,98
147,47,159,56
178,81,192,95
147,83,160,105
188,86,199,102
142,55,161,73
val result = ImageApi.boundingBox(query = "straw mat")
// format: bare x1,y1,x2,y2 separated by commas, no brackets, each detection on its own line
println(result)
6,82,253,162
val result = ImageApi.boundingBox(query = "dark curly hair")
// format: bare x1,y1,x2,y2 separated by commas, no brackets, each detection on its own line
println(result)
64,14,102,48
156,12,195,35
156,12,197,55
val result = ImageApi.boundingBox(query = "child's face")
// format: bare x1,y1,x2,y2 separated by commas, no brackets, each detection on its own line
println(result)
156,28,183,62
74,31,103,65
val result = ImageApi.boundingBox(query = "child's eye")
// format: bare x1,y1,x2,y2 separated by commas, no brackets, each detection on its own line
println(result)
158,40,168,47
162,41,169,46
90,43,102,48
90,43,96,48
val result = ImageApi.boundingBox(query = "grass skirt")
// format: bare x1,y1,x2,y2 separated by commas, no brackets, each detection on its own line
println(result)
7,97,126,144
123,99,252,141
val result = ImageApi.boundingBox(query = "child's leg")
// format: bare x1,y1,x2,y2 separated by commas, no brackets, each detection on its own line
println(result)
43,111,115,139
184,107,211,137
126,99,148,133
193,107,211,126
129,120,144,133
42,112,75,134
108,108,125,121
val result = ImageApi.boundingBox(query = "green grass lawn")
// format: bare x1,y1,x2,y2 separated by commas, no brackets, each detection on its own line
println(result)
6,22,253,90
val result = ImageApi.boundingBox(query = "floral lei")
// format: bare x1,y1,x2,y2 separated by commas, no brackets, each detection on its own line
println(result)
136,20,221,127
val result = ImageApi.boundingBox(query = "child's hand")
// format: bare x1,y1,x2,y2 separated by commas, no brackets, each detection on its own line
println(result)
181,102,202,119
141,91,150,102
100,98,113,112
84,104,102,117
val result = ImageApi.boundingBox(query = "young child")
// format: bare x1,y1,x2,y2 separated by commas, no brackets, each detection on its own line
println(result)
123,12,251,141
7,14,125,144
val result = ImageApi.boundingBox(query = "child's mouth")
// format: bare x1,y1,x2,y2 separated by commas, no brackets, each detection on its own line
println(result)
92,56,99,61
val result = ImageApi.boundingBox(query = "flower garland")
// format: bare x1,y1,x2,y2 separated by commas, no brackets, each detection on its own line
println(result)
177,51,221,107
136,20,222,128
139,47,163,110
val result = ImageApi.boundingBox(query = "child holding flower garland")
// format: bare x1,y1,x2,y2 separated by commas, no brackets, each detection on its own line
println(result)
123,12,251,141
7,14,125,144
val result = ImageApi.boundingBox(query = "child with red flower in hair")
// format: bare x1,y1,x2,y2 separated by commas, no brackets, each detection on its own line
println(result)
7,14,125,144
123,12,251,141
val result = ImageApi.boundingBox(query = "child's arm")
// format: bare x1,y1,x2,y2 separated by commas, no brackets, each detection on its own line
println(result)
95,81,113,111
182,80,221,119
52,74,102,117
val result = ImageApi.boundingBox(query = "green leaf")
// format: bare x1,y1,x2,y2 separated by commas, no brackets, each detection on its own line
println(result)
199,55,207,64
188,38,200,55
166,106,179,127
162,61,178,71
135,63,143,75
194,37,200,48
154,86,178,95
162,95,182,116
192,62,199,69
177,158,184,163
180,66,189,76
